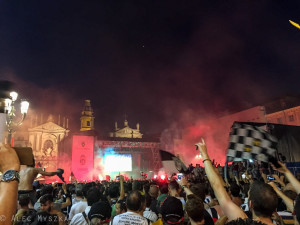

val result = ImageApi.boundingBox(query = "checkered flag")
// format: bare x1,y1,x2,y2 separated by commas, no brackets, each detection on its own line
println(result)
227,122,278,162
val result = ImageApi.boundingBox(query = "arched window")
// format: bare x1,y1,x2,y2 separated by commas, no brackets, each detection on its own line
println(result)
43,140,54,156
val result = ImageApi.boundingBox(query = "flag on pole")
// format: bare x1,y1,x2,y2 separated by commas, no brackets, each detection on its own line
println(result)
159,150,188,174
227,122,278,162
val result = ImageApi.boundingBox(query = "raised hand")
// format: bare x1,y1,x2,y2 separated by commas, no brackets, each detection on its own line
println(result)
195,138,209,160
271,161,288,174
268,181,278,190
180,175,188,187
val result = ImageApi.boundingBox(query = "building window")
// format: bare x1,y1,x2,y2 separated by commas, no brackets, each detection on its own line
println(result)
87,121,90,126
288,115,294,122
277,118,282,124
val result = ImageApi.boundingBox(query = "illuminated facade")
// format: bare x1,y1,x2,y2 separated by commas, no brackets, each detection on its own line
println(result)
266,106,300,126
109,120,143,138
27,115,69,170
80,100,95,131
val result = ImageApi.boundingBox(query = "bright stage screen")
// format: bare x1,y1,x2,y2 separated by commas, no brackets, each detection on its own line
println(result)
103,154,132,172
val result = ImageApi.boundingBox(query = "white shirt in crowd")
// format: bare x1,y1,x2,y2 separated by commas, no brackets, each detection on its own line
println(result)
143,208,158,222
69,200,88,221
111,211,148,225
69,206,91,225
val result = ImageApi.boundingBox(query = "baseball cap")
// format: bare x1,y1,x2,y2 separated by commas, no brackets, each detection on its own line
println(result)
88,201,112,222
160,196,184,224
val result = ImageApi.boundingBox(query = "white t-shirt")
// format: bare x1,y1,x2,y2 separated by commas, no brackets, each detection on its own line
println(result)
111,211,148,225
69,201,88,220
69,206,91,225
143,208,158,222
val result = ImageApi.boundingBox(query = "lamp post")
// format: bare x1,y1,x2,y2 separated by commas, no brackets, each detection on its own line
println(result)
4,91,29,145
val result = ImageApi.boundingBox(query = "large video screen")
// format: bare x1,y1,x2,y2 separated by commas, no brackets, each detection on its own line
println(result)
103,154,132,172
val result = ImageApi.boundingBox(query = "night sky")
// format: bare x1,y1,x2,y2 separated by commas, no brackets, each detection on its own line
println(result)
1,0,300,135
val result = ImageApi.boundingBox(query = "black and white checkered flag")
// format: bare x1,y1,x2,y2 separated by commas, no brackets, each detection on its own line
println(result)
227,122,278,162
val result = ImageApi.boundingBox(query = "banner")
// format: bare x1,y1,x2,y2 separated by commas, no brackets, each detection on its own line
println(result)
72,136,94,181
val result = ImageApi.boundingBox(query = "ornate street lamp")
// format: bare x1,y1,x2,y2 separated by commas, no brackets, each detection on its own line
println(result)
4,91,29,145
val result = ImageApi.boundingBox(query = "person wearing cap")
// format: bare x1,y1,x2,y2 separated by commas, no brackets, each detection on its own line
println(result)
159,196,184,225
111,190,148,225
88,201,112,225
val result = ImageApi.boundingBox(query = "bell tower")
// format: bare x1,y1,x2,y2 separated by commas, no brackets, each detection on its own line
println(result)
80,100,95,131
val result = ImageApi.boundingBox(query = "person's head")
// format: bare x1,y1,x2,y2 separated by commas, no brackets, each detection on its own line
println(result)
185,194,205,225
149,185,159,198
189,183,206,201
230,183,241,198
19,194,30,208
160,196,184,225
248,181,278,218
126,190,143,212
108,185,119,199
40,194,54,213
76,190,84,199
168,180,180,192
87,188,102,206
57,188,65,199
160,183,169,194
88,201,112,225
40,185,54,196
115,200,127,215
132,180,142,191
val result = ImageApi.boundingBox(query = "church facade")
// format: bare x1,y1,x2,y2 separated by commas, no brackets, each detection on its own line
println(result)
13,115,70,173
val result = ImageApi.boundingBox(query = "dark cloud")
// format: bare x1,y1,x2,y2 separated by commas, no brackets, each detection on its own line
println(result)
1,0,300,136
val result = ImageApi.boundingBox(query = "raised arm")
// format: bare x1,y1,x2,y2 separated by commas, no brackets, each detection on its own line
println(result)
118,175,125,201
35,168,58,177
268,182,294,212
178,176,194,196
61,183,71,209
272,174,285,188
273,161,300,194
0,144,20,225
195,138,247,221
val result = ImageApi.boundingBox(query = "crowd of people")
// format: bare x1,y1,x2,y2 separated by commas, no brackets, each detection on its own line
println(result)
0,139,299,225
